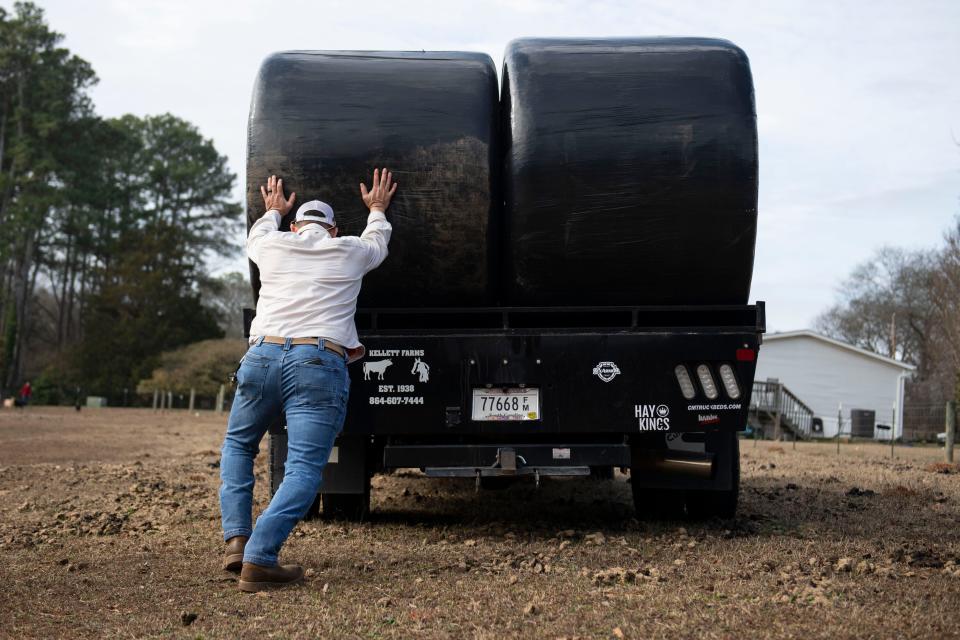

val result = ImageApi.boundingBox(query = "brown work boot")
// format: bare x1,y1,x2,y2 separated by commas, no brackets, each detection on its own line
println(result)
238,562,305,593
222,536,248,572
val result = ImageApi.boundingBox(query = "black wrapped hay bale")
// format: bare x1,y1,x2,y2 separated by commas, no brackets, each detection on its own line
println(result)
501,38,758,306
246,51,498,307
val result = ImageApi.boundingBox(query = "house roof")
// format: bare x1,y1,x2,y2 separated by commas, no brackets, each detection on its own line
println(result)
765,330,916,371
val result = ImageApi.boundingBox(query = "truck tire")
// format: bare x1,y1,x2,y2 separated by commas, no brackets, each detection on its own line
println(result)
630,486,686,519
321,479,371,522
629,448,684,519
268,430,287,497
589,466,615,480
270,430,369,521
685,436,740,520
304,494,322,521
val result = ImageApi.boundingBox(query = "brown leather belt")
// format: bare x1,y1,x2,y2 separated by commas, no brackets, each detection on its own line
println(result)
261,336,346,357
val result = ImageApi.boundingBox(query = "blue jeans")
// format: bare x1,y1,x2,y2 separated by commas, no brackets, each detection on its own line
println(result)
219,338,349,566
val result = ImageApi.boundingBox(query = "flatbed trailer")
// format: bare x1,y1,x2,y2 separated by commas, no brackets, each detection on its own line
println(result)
251,302,765,521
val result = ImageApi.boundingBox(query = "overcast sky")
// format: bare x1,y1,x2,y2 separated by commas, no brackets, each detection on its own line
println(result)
29,0,960,331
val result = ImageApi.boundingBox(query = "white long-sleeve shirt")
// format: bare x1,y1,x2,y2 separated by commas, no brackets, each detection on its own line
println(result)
247,208,392,362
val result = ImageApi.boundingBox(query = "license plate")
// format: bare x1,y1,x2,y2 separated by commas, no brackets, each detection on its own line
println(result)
471,388,540,421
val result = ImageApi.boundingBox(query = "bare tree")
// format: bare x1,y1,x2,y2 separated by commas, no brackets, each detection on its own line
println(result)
814,247,938,371
930,218,960,395
199,272,252,339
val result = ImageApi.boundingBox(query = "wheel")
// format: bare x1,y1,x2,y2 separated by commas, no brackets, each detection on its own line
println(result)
303,494,322,520
589,466,615,480
320,472,371,521
629,447,684,519
268,430,287,497
321,489,370,521
685,435,740,520
630,485,686,519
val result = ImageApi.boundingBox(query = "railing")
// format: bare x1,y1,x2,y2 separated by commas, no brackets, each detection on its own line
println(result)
750,380,815,439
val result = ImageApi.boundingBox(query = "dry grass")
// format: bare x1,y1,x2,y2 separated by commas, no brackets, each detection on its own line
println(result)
1,407,959,639
925,462,959,475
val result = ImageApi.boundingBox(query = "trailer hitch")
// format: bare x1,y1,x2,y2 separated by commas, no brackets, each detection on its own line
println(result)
496,448,523,473
427,447,589,488
474,448,528,492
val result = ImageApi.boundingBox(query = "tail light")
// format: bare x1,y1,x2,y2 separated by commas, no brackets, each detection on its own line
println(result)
696,364,718,399
718,364,741,399
674,365,696,400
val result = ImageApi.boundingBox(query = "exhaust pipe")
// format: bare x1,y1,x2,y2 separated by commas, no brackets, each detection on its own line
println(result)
652,456,713,478
634,452,714,479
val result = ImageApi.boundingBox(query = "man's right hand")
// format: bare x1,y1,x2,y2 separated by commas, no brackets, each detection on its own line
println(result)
260,174,296,216
360,168,398,212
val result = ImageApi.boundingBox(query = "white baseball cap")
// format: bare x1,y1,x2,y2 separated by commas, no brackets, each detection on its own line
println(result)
295,200,335,227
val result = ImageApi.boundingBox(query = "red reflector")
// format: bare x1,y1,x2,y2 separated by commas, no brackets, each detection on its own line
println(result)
736,348,755,361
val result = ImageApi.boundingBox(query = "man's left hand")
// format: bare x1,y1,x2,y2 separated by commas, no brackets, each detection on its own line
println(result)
260,175,296,216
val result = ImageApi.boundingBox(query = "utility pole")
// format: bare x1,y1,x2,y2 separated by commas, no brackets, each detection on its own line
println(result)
889,312,897,358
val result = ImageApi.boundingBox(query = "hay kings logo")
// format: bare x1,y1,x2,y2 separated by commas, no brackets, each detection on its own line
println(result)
592,361,621,382
635,404,671,431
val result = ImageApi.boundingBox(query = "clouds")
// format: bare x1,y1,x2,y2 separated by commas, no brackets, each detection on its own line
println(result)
34,0,960,329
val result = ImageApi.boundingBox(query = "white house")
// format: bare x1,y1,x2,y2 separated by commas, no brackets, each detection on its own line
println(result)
754,330,915,439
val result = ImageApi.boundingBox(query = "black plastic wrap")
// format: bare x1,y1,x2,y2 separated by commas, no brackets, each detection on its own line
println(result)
246,51,498,307
501,38,758,306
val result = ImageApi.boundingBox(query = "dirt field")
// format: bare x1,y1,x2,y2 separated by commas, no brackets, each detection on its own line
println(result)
1,407,959,639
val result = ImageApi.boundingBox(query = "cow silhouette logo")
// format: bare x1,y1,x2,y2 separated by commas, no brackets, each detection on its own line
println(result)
363,359,393,380
411,357,430,383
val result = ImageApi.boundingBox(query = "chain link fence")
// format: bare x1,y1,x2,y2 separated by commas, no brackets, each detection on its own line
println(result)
902,401,948,443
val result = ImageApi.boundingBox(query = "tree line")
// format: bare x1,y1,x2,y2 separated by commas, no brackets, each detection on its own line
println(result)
3,2,955,416
0,2,242,401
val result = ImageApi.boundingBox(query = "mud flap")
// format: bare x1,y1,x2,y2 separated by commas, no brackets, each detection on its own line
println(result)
268,428,369,497
630,431,736,491
267,418,286,496
321,435,368,494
